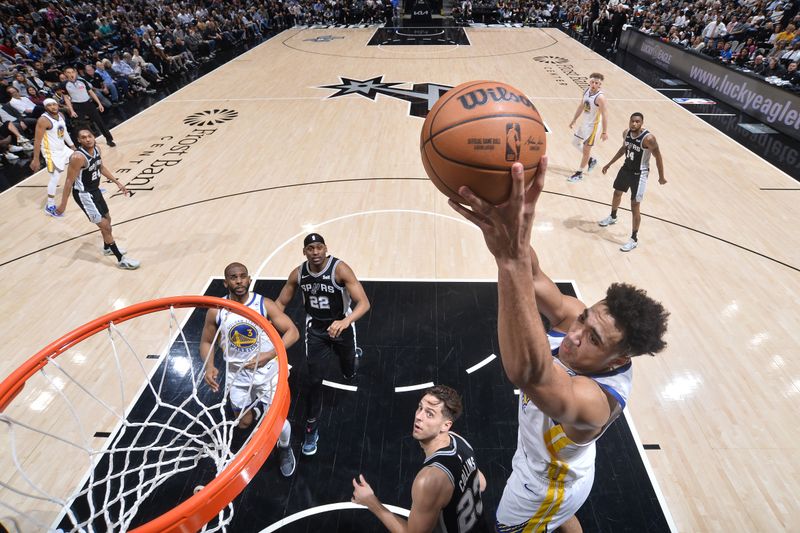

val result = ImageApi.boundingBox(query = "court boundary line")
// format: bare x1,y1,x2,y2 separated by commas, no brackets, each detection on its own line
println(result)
2,177,798,273
259,502,410,533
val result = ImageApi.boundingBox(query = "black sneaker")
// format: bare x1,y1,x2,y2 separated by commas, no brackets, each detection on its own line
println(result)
279,446,296,476
587,157,597,172
302,428,319,455
107,140,116,147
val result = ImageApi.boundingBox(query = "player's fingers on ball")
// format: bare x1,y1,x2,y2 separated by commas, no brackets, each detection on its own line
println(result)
448,200,488,227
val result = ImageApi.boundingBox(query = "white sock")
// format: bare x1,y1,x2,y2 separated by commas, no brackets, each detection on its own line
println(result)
47,172,59,206
278,420,291,448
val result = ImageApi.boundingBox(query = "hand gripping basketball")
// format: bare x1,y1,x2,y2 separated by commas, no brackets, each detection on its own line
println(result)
449,157,547,261
421,80,547,205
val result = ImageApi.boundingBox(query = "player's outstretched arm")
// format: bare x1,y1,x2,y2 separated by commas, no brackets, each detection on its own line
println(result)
601,130,627,174
646,133,667,184
55,153,84,214
328,262,371,338
352,468,451,533
264,298,300,350
597,94,609,141
527,246,584,332
449,160,610,430
30,115,48,171
275,267,299,312
200,308,220,393
99,162,129,196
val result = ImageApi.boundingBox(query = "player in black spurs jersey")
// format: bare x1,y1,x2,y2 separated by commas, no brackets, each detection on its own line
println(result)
352,385,487,533
53,128,140,269
600,112,666,252
276,233,371,456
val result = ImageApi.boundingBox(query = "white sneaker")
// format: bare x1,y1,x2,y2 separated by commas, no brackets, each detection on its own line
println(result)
45,205,64,218
117,256,141,270
4,152,19,161
103,245,127,256
598,215,617,227
567,171,583,183
620,238,638,252
8,145,25,153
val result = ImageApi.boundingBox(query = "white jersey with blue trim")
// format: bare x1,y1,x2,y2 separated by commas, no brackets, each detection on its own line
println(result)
512,329,632,485
215,293,275,365
580,88,603,127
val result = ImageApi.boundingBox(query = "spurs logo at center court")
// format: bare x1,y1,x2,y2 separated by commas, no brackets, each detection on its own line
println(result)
319,75,452,118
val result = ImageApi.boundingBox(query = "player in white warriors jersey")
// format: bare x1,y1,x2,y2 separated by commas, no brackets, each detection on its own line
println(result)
201,262,300,477
568,73,609,183
449,159,669,532
30,98,75,214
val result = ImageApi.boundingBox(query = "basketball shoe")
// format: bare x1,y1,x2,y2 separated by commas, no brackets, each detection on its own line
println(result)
567,171,583,183
587,157,598,172
118,256,141,270
279,446,296,477
103,245,127,256
45,205,64,218
598,215,617,227
620,239,638,252
302,427,319,456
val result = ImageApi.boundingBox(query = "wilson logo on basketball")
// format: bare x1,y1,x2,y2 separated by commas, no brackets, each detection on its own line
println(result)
457,87,536,111
184,109,239,126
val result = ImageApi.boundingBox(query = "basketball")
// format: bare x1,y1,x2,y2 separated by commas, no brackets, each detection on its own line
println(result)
420,80,547,205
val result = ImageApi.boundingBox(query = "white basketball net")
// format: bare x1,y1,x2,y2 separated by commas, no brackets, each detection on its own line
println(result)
0,305,276,533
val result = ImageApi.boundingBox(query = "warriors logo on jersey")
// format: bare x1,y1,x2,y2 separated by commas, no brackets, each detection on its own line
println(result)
228,321,260,353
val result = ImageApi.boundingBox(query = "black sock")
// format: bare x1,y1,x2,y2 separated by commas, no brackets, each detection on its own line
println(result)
107,241,123,261
610,209,617,218
631,231,638,241
305,418,318,433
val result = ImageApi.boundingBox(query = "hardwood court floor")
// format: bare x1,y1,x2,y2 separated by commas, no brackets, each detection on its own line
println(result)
1,27,799,531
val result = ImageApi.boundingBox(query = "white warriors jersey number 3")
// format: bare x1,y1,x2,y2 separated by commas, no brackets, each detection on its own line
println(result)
496,330,632,532
215,293,278,410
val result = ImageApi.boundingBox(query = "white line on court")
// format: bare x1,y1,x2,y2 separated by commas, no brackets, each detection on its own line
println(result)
694,113,737,116
466,354,497,374
623,411,679,533
260,502,410,533
167,96,325,103
322,379,358,392
395,382,435,393
250,208,476,283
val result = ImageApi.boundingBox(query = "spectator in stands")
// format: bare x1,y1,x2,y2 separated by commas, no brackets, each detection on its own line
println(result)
6,86,44,120
764,55,787,76
85,63,118,106
783,60,800,84
703,16,727,42
751,54,768,74
720,41,734,62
